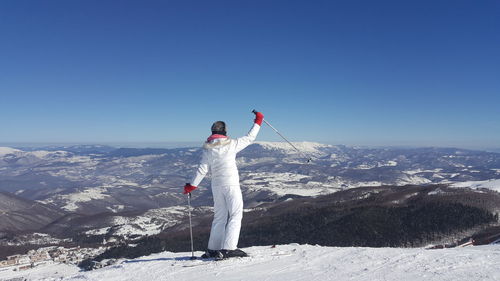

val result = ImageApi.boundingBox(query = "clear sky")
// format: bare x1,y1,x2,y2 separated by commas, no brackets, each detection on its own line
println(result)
0,0,499,149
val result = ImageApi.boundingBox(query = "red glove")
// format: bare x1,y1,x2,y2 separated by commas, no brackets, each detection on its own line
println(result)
254,111,264,126
183,183,197,194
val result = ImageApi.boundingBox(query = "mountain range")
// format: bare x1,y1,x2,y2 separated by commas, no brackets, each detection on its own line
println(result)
0,142,499,248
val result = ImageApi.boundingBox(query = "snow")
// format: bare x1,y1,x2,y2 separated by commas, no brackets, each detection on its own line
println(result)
2,233,71,246
106,205,125,213
450,179,500,192
111,217,164,237
85,227,111,236
0,147,71,159
354,164,375,170
82,206,192,239
241,172,336,196
354,161,398,170
240,172,399,197
2,244,500,281
241,172,388,197
385,160,398,166
0,262,80,280
405,168,443,175
255,141,332,154
0,147,21,156
41,187,111,211
30,150,56,158
428,188,446,195
396,174,432,185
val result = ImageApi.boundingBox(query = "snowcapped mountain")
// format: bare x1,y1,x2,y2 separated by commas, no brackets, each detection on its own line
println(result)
0,147,22,156
2,244,500,281
237,142,500,199
0,143,499,214
0,143,498,281
0,143,499,245
254,141,333,155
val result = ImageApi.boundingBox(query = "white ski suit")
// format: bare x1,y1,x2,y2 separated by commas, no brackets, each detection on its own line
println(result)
191,123,261,250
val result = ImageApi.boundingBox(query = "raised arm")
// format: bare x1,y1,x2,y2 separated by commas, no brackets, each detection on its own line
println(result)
235,111,264,153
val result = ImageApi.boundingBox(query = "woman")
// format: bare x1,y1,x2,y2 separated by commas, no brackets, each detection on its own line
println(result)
183,111,264,258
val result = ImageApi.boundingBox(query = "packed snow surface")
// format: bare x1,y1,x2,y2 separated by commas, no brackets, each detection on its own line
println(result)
2,244,500,281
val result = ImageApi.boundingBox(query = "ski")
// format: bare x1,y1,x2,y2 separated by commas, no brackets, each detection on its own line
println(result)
182,256,229,267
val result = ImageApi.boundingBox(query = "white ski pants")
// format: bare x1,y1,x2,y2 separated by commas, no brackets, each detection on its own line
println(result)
208,184,243,250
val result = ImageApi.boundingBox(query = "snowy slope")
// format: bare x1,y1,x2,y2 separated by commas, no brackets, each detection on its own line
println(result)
451,179,500,192
2,244,500,281
255,141,332,154
0,147,21,156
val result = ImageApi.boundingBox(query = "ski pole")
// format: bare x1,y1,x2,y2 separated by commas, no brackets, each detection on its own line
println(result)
253,109,313,163
187,192,196,260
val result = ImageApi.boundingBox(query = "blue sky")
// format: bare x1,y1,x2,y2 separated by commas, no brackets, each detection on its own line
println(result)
0,0,499,149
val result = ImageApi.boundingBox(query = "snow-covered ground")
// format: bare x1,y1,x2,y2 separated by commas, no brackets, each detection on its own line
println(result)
2,244,500,281
0,147,22,156
240,170,436,197
451,179,500,192
41,187,111,212
83,206,195,240
0,233,71,246
255,141,332,155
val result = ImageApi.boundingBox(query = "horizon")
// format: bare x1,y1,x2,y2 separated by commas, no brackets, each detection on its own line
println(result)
1,1,499,148
1,141,499,153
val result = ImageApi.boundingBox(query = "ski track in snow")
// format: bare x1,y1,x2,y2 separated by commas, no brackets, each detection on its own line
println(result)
2,244,500,281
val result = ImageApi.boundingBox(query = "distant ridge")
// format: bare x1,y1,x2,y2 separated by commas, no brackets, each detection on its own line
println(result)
0,191,66,232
